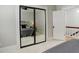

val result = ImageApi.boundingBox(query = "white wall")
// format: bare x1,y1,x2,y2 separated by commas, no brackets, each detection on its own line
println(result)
66,7,79,27
56,5,79,27
56,5,77,10
0,5,17,47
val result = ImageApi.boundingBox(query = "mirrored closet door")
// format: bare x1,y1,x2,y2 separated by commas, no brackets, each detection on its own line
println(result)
20,6,35,47
35,9,46,43
19,5,46,48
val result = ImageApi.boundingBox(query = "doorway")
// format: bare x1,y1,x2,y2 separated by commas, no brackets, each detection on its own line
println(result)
19,5,46,48
53,10,65,40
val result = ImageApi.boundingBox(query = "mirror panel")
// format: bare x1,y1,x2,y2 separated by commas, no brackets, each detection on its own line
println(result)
35,9,46,43
21,7,34,46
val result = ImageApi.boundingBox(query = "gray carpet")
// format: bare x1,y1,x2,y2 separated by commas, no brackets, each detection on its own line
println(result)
43,39,79,53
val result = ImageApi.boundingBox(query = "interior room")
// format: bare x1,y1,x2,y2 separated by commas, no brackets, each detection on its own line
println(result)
0,5,79,53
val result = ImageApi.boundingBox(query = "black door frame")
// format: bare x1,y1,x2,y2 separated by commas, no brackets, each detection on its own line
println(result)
19,5,46,48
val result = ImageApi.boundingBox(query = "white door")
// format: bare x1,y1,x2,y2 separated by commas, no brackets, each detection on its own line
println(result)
53,10,66,40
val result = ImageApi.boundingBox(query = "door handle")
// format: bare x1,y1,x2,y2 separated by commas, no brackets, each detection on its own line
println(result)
53,26,54,28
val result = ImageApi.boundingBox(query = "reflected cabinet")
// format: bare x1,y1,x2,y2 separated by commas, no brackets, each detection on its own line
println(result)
19,5,46,48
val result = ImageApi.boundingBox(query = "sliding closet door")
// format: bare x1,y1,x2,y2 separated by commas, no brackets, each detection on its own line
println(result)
20,6,35,47
35,9,46,43
20,6,46,48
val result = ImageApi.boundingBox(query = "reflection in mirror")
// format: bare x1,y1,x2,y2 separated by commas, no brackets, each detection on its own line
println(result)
36,10,45,43
21,7,34,46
